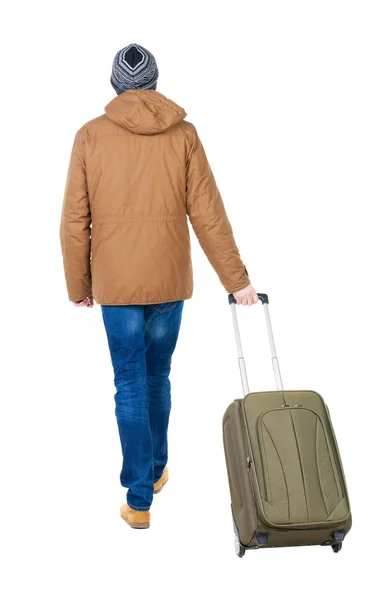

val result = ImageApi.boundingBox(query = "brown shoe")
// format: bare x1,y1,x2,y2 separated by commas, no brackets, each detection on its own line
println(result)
153,467,169,494
120,503,150,529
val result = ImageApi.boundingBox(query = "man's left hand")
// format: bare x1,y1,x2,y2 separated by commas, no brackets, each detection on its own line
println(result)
73,296,94,308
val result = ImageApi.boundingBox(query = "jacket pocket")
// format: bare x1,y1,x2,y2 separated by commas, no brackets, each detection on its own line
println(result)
152,301,178,313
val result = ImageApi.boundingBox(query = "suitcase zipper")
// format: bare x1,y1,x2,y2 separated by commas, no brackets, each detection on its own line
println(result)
238,399,254,472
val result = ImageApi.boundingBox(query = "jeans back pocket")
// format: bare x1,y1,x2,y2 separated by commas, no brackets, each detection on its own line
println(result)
152,301,178,313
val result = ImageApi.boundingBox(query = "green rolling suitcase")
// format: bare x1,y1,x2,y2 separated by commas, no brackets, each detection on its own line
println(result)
222,293,352,557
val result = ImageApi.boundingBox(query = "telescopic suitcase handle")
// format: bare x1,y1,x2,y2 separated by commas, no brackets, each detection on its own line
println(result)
228,293,283,396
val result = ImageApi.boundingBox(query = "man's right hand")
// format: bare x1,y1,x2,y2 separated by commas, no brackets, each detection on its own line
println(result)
233,284,259,306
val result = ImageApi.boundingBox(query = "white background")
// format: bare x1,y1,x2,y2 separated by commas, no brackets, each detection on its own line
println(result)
1,1,376,598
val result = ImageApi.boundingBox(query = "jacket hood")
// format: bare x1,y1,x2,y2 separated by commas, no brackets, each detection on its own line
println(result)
105,90,187,135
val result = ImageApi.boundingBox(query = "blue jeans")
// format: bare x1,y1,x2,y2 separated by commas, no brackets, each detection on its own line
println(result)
101,301,184,511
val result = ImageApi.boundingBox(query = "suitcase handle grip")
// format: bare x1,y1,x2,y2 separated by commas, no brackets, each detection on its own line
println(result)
228,292,269,305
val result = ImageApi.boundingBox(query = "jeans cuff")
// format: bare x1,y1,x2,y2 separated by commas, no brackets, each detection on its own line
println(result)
127,502,150,512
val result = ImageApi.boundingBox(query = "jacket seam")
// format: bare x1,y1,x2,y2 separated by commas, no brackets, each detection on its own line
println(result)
83,130,191,141
187,128,197,165
92,215,186,224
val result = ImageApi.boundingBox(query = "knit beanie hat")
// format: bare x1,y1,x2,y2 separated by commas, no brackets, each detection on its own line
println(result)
111,43,159,94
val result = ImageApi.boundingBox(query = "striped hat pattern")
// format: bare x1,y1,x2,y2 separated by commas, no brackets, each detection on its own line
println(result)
111,43,159,95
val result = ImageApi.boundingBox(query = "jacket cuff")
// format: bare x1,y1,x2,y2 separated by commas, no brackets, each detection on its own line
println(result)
226,277,250,295
225,264,250,294
68,287,92,303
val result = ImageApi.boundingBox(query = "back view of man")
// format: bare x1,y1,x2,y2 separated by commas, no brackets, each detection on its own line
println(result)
60,43,258,529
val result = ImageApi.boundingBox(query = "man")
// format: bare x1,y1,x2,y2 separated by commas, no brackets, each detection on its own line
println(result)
60,43,258,529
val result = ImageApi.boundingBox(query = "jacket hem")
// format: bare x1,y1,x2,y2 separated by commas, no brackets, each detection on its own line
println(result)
95,294,193,306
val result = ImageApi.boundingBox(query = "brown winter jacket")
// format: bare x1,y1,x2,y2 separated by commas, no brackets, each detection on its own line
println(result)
60,90,250,304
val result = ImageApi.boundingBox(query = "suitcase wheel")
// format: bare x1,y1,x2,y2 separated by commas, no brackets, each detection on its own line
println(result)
234,535,246,558
332,542,343,553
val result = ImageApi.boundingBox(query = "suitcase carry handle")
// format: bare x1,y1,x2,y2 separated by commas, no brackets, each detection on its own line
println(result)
229,293,269,305
228,292,283,396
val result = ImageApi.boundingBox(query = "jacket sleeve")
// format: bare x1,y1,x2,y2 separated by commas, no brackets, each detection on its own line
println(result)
60,128,92,302
186,127,250,294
